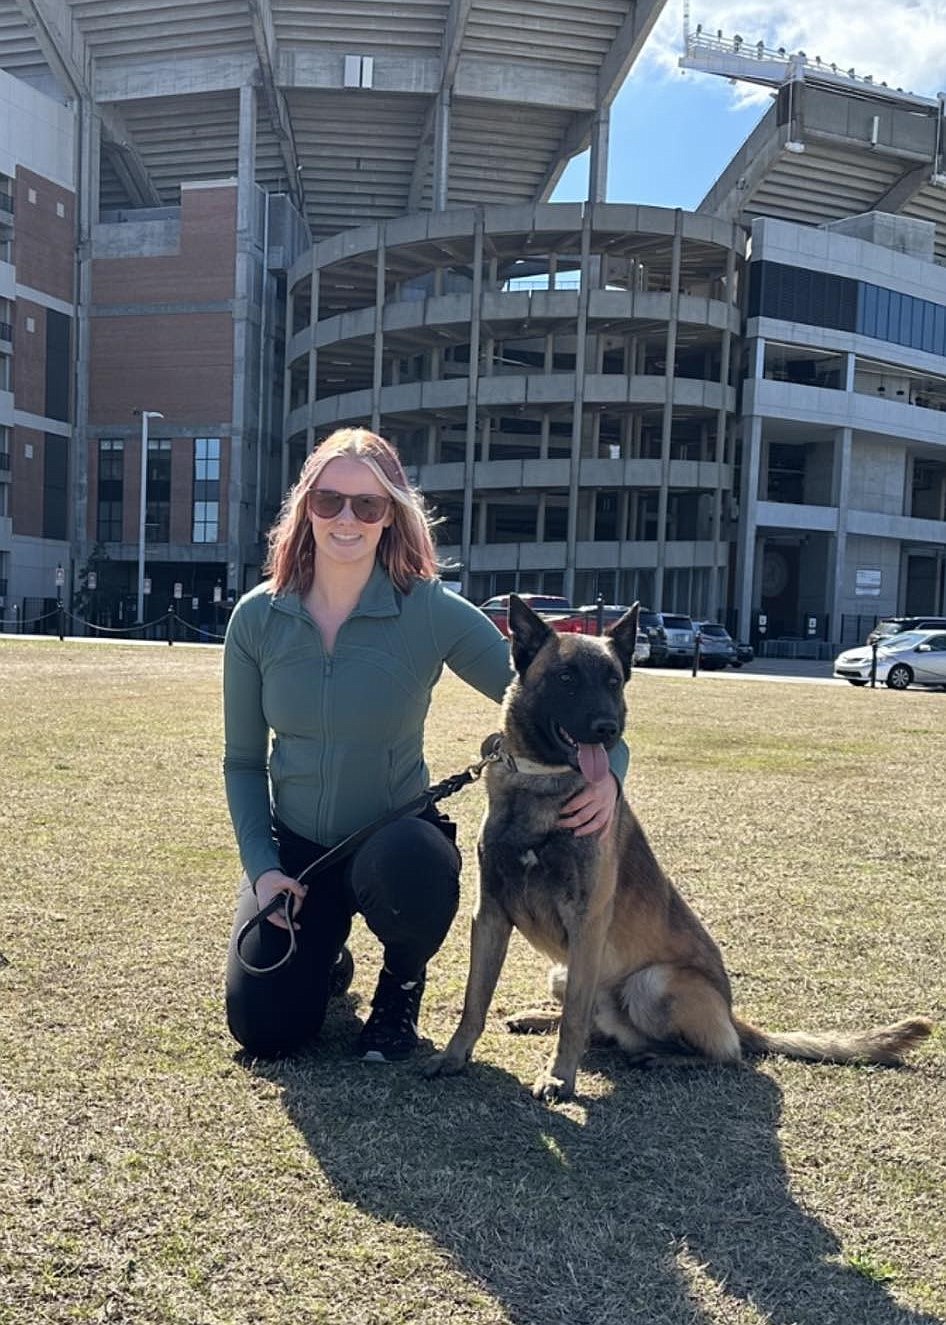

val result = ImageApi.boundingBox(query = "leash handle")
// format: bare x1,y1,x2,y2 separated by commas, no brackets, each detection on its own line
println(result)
235,791,431,976
233,744,505,977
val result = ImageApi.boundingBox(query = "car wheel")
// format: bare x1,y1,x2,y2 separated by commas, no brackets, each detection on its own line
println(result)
847,679,868,687
886,663,913,691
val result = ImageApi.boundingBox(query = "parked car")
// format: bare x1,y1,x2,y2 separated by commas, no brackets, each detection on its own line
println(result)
478,593,581,636
574,604,650,664
866,615,946,645
834,629,946,689
636,607,669,666
658,612,697,664
693,621,739,670
734,640,755,667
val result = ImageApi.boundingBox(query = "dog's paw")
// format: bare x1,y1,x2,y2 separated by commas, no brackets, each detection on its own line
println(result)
531,1071,574,1103
422,1047,469,1079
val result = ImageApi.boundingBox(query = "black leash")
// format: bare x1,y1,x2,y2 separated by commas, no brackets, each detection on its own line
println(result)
234,739,503,976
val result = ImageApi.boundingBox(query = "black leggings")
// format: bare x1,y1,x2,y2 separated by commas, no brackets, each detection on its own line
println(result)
225,809,461,1057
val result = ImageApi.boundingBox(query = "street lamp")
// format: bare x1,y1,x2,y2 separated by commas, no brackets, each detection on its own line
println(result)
135,409,164,624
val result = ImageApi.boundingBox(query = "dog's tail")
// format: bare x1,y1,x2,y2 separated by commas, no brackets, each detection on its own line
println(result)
734,1015,934,1066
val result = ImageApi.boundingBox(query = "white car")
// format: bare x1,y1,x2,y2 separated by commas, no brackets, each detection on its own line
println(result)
834,629,946,690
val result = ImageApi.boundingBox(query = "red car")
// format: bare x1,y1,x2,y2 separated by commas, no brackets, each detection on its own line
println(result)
478,594,583,636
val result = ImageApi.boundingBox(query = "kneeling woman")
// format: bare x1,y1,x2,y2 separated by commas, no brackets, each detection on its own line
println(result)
223,427,625,1062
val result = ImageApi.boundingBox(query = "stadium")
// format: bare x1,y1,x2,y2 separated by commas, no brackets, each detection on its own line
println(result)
1,2,944,644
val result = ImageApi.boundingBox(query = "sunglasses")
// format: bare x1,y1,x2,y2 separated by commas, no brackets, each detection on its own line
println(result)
309,489,392,524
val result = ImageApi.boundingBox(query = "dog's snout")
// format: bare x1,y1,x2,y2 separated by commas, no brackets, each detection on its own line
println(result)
591,717,619,742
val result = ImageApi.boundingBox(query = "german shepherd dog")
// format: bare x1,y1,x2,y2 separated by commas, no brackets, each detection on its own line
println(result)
426,596,933,1101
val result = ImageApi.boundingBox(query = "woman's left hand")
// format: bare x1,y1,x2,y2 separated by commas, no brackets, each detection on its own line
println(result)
559,774,619,837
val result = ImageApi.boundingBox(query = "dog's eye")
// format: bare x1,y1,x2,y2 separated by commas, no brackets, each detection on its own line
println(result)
607,674,621,689
558,670,574,686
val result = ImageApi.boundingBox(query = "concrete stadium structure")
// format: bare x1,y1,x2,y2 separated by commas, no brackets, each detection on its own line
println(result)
1,5,945,643
286,202,743,611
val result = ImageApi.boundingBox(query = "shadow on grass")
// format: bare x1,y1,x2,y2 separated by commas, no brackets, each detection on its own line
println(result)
245,1012,940,1325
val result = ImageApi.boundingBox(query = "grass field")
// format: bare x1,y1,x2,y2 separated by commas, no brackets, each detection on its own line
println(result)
1,637,944,1325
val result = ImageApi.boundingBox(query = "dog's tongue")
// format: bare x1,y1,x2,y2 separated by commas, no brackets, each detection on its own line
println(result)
577,742,609,784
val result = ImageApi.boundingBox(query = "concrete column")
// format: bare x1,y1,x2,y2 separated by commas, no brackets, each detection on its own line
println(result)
588,105,610,203
460,214,484,594
433,89,451,211
371,230,385,432
229,84,257,597
735,414,763,639
564,205,594,604
826,426,852,645
709,240,736,619
306,263,320,455
654,210,683,609
72,96,100,580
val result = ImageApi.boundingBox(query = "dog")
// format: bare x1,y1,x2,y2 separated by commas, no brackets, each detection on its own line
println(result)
426,595,934,1101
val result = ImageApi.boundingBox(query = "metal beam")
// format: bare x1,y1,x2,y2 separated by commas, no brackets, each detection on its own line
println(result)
247,0,304,213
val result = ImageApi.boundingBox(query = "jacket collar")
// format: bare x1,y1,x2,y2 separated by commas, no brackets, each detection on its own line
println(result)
272,560,402,620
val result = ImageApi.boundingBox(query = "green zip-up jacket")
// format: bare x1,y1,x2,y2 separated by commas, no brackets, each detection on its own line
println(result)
223,564,629,883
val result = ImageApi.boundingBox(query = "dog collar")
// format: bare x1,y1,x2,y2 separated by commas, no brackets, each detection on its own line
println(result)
487,736,573,777
506,754,575,776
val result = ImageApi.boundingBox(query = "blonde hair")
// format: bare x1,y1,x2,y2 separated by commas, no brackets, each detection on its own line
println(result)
265,428,439,594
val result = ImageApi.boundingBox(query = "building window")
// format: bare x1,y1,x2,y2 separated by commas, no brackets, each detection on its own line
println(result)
146,438,171,543
192,437,220,543
96,439,124,541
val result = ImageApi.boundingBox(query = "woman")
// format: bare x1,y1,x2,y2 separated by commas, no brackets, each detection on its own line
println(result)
223,427,625,1062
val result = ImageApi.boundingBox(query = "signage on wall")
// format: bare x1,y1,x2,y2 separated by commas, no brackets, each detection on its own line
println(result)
855,568,882,597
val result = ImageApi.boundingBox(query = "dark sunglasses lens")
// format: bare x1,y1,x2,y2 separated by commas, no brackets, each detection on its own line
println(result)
351,496,389,523
311,491,389,523
311,491,344,518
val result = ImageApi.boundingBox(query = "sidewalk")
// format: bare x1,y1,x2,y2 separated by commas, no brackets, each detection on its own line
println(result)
646,656,838,684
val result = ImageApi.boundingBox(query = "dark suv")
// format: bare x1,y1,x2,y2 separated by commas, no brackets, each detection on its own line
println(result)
866,615,946,645
637,608,669,666
659,612,697,664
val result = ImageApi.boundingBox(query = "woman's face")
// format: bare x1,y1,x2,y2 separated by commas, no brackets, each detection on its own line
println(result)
307,456,394,574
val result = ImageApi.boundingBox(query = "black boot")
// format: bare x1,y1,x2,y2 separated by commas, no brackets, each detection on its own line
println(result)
357,967,426,1062
328,946,355,999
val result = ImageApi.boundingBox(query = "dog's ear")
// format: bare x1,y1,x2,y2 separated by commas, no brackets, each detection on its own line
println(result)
508,594,554,676
605,601,640,679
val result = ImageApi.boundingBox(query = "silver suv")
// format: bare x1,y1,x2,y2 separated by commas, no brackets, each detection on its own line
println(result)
866,615,946,646
659,612,697,663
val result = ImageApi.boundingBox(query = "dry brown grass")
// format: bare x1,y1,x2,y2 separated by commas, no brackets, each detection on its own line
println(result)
1,638,943,1325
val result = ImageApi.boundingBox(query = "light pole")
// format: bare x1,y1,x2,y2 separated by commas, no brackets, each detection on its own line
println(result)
136,410,164,624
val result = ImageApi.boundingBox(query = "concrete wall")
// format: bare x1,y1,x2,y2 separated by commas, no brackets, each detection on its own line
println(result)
848,438,906,516
0,70,74,187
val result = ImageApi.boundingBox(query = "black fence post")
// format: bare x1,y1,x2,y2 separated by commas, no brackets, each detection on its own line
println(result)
691,630,701,677
869,640,878,688
167,604,175,646
595,592,604,636
57,597,65,641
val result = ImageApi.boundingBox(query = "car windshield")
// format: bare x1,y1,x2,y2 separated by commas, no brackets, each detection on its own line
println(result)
662,615,692,629
697,624,728,638
880,631,926,648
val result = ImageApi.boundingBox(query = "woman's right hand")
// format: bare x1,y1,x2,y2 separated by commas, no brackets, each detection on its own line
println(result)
254,869,307,930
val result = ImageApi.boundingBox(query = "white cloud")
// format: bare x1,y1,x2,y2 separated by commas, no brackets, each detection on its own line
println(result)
643,0,946,104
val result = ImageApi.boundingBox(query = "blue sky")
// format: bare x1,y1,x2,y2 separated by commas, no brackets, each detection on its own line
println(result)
553,0,946,209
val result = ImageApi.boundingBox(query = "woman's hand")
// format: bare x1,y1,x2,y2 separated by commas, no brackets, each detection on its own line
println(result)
254,869,307,930
559,774,619,838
